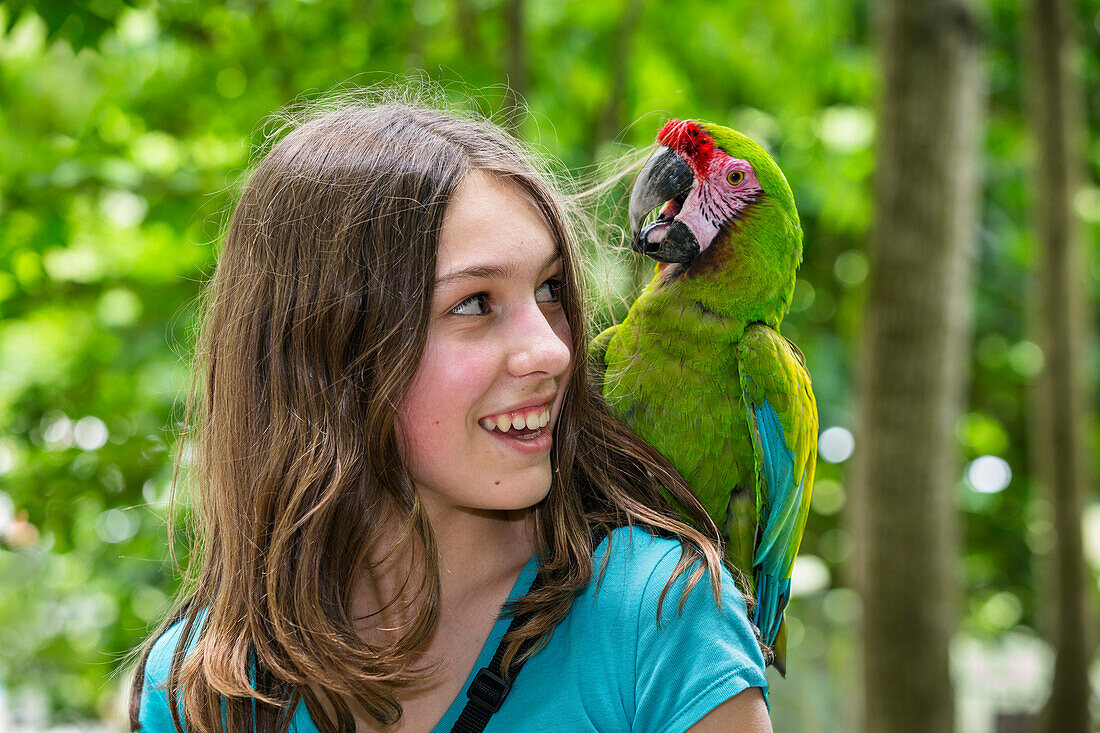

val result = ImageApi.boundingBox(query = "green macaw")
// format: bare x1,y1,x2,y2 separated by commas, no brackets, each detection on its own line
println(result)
591,119,818,673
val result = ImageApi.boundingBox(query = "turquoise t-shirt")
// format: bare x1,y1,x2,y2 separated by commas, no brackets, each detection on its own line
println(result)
139,526,768,732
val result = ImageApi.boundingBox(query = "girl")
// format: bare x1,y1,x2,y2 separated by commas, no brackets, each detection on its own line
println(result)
130,98,771,732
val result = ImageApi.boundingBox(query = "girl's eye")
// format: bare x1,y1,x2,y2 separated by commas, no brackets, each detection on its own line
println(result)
727,170,745,186
451,293,491,316
535,278,563,304
449,278,562,316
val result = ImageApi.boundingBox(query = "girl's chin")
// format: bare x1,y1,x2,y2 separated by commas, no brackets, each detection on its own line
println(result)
481,472,553,512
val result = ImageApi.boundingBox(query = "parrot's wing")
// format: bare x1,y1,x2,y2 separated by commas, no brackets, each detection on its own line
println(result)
587,322,621,388
736,323,818,650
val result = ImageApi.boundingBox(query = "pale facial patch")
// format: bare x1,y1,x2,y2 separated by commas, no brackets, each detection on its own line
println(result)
679,156,762,253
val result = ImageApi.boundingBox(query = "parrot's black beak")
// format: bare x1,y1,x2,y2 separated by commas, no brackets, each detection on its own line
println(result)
629,146,699,263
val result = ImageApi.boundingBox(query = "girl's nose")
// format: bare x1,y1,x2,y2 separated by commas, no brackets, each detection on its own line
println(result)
506,304,572,378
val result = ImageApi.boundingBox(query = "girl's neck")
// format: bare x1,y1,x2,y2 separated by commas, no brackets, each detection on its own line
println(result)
350,502,537,633
427,501,537,609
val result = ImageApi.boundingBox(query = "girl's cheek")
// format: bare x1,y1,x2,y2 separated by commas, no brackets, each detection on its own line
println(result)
406,339,495,437
431,336,495,391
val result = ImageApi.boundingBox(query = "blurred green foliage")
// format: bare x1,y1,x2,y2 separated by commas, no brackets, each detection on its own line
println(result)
0,0,1097,729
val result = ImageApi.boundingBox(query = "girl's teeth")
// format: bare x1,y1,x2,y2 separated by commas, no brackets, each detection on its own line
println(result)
481,405,551,433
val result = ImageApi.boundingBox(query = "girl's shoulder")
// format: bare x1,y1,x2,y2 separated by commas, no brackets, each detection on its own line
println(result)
502,525,769,732
584,524,760,622
590,524,743,605
598,526,771,727
153,611,202,656
146,609,208,679
138,610,210,732
595,524,697,564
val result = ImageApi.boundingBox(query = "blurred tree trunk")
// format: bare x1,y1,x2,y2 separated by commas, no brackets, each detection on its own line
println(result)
1025,0,1096,731
502,0,527,136
849,1,982,732
588,0,644,162
456,0,483,59
996,712,1040,733
584,0,649,296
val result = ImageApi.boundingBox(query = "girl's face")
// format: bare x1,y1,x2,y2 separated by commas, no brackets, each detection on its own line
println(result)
396,171,573,517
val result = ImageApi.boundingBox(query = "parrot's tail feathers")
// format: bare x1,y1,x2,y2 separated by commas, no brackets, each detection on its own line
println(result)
752,571,790,648
771,620,788,676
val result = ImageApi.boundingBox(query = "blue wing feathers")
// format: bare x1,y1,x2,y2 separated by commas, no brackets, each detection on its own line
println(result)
755,403,793,500
750,399,804,646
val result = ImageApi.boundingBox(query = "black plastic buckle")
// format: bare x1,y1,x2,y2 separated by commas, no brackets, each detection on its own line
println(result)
466,668,511,714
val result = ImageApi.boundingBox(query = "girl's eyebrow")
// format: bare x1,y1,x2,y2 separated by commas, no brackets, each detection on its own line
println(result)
434,249,562,289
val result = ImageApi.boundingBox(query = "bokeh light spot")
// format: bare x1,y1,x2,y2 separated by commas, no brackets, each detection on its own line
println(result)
785,614,805,649
118,8,158,45
0,439,17,474
956,412,1009,455
97,287,143,327
215,67,247,99
132,585,170,623
791,279,816,313
833,250,869,288
976,591,1023,633
412,0,446,25
94,508,138,544
816,105,874,153
1027,524,1055,555
1073,185,1100,223
43,246,105,283
966,455,1012,494
100,189,148,228
42,413,74,451
1082,503,1100,571
818,528,853,564
131,132,181,175
811,479,845,515
1008,341,1044,378
818,426,855,463
0,491,13,534
822,587,861,625
74,416,109,451
790,554,830,596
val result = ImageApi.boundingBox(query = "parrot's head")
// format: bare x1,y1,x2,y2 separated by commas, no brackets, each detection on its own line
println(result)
629,119,803,326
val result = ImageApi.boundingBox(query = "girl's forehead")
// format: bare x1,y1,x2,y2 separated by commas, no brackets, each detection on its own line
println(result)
447,170,542,217
435,171,558,277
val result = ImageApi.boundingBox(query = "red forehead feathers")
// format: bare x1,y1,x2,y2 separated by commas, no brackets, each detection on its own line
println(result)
657,119,717,174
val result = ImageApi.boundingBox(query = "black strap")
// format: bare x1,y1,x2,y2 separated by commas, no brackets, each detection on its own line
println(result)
451,524,611,732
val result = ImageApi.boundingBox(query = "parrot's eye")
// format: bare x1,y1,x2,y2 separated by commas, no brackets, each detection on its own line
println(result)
727,170,745,186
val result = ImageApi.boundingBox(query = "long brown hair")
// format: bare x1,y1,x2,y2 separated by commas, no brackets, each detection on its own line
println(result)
128,92,728,733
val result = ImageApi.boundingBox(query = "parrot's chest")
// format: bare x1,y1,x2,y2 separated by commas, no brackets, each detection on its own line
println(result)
601,299,755,491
